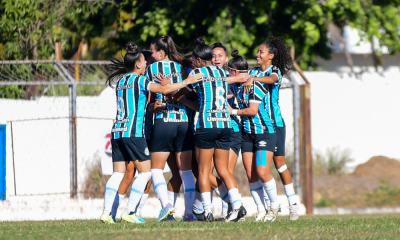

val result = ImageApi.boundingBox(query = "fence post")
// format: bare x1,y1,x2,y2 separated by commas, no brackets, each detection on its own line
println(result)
291,75,302,201
55,43,78,199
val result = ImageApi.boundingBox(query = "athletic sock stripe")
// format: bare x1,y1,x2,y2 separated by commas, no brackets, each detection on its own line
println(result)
154,182,167,190
287,194,295,198
130,188,144,195
232,200,241,204
250,186,263,192
183,188,196,193
105,187,118,192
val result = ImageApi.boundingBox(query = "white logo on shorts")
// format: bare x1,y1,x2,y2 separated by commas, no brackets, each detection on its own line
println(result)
259,141,267,147
275,146,278,152
144,147,149,156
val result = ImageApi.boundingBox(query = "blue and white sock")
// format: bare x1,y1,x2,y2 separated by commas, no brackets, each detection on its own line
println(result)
180,170,196,215
135,193,149,216
126,171,152,213
284,183,297,205
262,178,279,209
103,172,124,214
228,188,242,210
111,194,124,217
201,192,212,215
249,181,265,212
193,191,204,214
214,182,229,203
151,169,169,208
168,191,178,206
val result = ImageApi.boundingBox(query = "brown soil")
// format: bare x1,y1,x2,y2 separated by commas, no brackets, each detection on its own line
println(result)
314,156,400,207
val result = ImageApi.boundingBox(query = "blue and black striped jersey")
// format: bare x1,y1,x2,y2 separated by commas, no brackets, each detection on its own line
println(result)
188,65,231,129
237,80,275,134
145,61,188,122
249,65,284,127
228,83,242,133
111,73,152,139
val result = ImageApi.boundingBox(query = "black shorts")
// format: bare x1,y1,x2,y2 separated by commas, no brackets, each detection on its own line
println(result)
195,128,231,150
274,126,286,156
241,131,277,153
230,130,242,156
112,137,150,162
182,123,195,151
149,119,188,152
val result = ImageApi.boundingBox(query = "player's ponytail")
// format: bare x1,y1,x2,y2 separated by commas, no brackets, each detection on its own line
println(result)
261,37,293,76
106,42,141,87
228,49,248,71
193,37,212,61
151,36,184,64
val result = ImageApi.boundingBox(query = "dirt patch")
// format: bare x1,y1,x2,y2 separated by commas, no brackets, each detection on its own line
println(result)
314,156,400,207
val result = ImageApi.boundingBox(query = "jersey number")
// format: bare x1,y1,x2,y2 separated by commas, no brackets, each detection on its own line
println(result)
215,86,225,110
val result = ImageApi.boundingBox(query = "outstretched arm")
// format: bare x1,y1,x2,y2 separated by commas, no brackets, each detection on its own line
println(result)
149,73,203,95
229,102,260,117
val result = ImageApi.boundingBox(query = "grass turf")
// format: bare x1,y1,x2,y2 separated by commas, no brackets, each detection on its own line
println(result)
1,214,399,240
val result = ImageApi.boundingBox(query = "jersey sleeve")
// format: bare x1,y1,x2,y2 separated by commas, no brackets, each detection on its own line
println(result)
140,76,152,92
186,70,197,91
271,66,282,85
249,82,265,103
145,65,152,81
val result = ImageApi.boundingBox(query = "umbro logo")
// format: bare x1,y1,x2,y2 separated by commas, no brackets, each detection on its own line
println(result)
259,141,267,147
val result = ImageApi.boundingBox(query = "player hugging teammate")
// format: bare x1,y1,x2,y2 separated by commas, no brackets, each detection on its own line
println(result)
100,36,299,224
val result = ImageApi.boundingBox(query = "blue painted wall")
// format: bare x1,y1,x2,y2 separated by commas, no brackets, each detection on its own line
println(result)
0,125,6,200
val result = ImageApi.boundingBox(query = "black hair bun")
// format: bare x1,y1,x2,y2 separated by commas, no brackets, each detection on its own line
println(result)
126,42,138,54
194,37,206,46
231,49,239,58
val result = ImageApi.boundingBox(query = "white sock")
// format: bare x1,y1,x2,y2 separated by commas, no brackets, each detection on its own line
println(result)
103,172,124,214
151,169,169,208
179,170,196,215
111,194,124,216
135,193,149,216
284,183,297,205
249,181,265,212
213,182,229,203
126,172,152,213
193,191,203,213
222,201,228,216
210,189,214,203
228,188,241,210
262,180,271,209
168,191,178,206
201,192,212,215
262,178,279,209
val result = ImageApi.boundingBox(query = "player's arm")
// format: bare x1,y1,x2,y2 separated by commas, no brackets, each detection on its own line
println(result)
149,73,203,95
228,102,259,116
227,73,251,84
178,98,200,112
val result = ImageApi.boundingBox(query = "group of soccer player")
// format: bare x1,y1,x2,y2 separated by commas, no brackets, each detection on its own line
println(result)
100,35,298,224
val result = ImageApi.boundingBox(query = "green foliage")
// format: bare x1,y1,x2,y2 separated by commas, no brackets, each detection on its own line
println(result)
364,181,400,207
315,196,336,207
314,146,353,176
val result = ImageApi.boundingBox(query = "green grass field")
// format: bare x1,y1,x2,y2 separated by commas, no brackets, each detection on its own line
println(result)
1,214,399,240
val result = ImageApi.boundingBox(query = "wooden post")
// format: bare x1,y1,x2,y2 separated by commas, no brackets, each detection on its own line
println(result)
75,42,83,82
55,42,62,61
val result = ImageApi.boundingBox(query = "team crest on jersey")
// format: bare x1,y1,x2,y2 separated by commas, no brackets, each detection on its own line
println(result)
259,141,267,147
144,147,149,156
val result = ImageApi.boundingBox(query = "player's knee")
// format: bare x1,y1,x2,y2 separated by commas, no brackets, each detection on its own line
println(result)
137,171,152,181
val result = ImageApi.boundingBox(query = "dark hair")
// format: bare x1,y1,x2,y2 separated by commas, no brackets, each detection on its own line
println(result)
151,36,183,63
141,50,155,67
211,42,229,56
106,42,141,87
192,37,212,61
182,52,195,69
228,50,248,71
261,36,293,76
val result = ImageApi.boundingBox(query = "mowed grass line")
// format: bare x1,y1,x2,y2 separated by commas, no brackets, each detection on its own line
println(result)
1,214,400,240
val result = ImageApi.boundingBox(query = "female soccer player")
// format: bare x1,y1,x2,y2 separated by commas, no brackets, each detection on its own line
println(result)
146,36,196,222
243,36,298,220
228,45,281,222
188,37,246,222
100,42,203,224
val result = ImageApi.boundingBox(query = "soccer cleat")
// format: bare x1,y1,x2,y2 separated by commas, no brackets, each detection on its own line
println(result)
225,205,247,222
254,211,267,222
164,215,177,222
121,211,143,224
192,210,205,221
204,212,214,222
289,203,299,221
180,214,196,222
137,215,145,223
238,216,246,222
100,212,116,224
216,216,226,222
264,205,280,222
156,203,175,223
